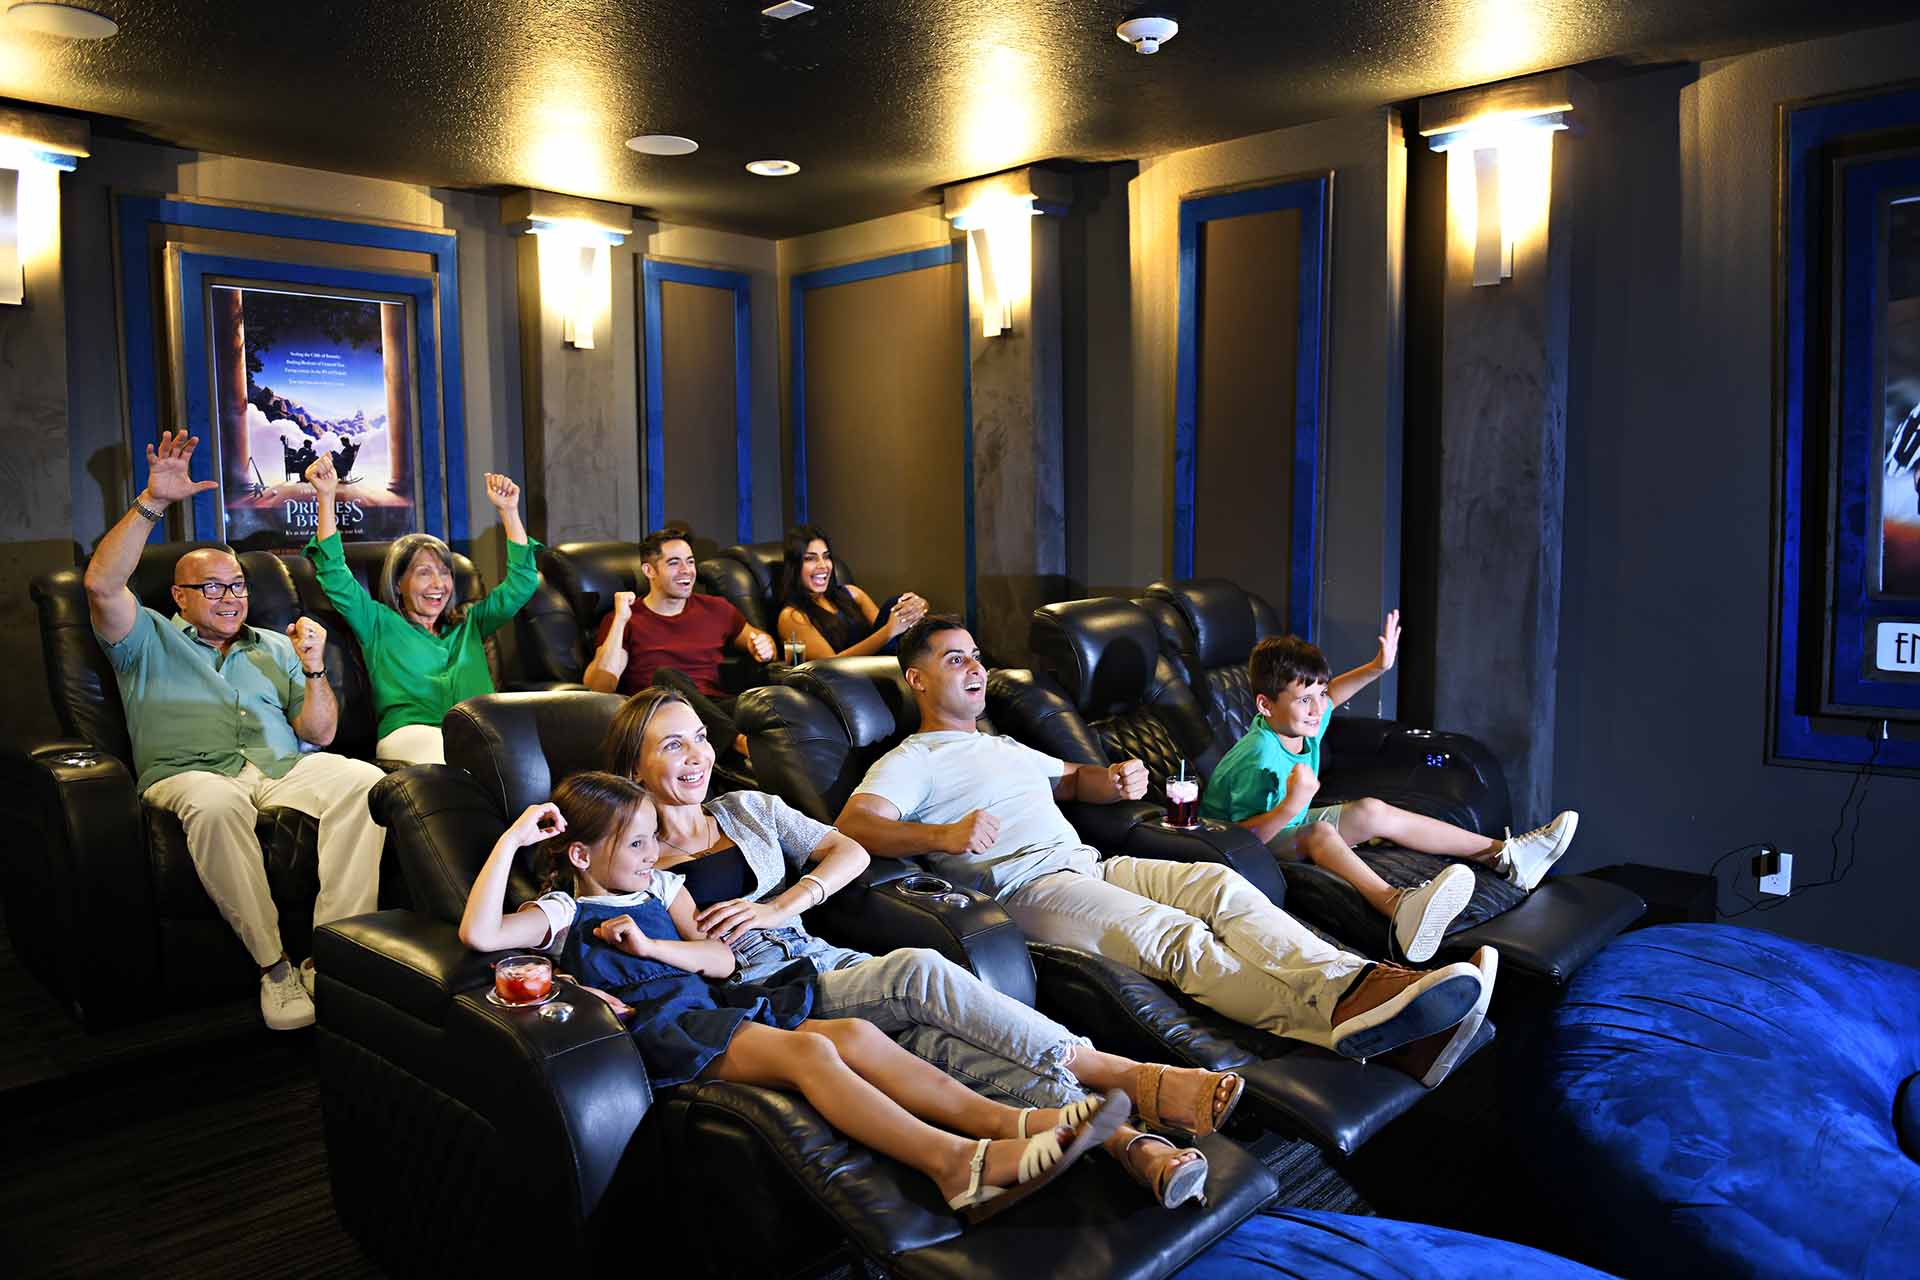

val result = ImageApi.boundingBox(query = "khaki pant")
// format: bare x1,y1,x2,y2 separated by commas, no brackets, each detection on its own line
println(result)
144,754,387,966
1004,857,1367,1048
375,723,446,765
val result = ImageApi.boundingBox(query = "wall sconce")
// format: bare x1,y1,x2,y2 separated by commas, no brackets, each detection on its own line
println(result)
1419,73,1581,289
527,218,623,349
501,189,633,349
0,109,88,307
951,195,1039,337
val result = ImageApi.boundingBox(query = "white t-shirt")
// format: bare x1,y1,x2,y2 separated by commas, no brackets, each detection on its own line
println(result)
852,730,1099,898
527,868,687,950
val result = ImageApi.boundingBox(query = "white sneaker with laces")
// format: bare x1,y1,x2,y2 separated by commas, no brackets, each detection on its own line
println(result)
1501,810,1580,891
261,965,316,1031
1389,863,1475,964
298,957,317,998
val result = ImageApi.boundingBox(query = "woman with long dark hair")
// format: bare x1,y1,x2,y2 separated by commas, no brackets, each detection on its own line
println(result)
774,525,928,661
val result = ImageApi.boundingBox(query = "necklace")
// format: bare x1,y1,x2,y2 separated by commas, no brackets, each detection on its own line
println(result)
658,813,717,858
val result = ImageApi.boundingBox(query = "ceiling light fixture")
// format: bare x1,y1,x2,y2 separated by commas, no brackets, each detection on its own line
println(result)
625,134,699,156
745,159,800,177
2,2,119,39
1115,16,1177,55
761,1,814,18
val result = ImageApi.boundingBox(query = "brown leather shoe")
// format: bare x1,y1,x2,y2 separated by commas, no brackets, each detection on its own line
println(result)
1379,946,1499,1087
1329,959,1482,1060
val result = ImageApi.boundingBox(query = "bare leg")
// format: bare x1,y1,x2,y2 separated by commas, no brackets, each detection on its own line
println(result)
1337,798,1502,863
1295,822,1401,917
804,1018,1021,1138
708,1023,1053,1203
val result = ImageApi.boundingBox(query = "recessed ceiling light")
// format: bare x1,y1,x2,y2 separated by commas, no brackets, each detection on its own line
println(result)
745,159,800,177
2,2,120,39
761,1,814,18
625,134,699,156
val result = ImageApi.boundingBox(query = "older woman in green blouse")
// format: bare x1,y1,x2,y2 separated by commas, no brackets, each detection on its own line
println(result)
303,453,540,765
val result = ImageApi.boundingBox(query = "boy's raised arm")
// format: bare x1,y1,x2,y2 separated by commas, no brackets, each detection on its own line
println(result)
1328,609,1400,709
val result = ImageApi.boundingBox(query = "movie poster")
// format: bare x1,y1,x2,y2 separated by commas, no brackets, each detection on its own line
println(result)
209,284,419,547
1882,196,1920,596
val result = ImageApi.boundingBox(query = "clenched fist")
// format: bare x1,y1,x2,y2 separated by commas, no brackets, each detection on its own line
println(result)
305,454,339,498
484,472,521,513
1107,759,1149,800
286,617,328,671
745,628,776,663
1284,762,1320,807
942,809,1001,855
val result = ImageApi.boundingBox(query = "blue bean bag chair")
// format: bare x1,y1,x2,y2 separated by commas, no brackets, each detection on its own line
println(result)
1177,1207,1616,1278
1529,923,1920,1279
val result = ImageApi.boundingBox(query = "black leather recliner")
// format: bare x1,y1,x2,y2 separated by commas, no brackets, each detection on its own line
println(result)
317,689,1278,1279
737,660,1478,1159
1027,589,1645,993
2,543,391,1025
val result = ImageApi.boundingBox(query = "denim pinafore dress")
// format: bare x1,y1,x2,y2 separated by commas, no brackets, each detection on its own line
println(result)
563,892,817,1088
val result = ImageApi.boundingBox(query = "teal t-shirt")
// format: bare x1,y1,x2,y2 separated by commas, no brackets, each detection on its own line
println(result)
1201,714,1329,827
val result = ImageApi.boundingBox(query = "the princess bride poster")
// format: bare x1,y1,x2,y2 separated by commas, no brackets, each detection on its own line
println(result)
208,283,419,547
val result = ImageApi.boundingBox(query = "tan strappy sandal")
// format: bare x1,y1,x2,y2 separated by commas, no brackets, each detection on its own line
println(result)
1132,1063,1245,1138
1118,1133,1209,1209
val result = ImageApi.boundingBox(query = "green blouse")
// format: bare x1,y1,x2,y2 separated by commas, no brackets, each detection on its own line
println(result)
304,531,542,741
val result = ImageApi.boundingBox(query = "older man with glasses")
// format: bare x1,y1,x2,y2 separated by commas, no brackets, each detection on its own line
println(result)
83,430,387,1030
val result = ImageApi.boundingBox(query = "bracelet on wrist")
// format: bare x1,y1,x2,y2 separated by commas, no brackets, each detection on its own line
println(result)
132,494,167,523
302,668,328,680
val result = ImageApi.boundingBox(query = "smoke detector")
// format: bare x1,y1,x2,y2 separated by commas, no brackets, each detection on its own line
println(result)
1115,16,1178,55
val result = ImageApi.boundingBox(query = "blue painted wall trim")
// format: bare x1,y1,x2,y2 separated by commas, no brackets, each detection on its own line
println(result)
115,196,469,545
788,242,974,622
1173,177,1330,638
640,259,755,544
1774,88,1920,770
174,253,442,541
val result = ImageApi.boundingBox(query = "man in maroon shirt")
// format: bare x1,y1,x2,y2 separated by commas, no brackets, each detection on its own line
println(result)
585,528,776,756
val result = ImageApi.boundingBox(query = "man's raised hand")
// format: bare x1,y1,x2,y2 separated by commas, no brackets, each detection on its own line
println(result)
143,431,219,505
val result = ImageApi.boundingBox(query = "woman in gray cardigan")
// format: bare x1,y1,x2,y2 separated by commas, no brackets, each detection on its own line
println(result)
591,687,1244,1208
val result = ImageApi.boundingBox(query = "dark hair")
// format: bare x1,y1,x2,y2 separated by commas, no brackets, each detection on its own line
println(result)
776,525,862,648
599,686,696,784
638,525,694,563
1248,635,1332,701
379,534,467,632
897,613,971,671
532,771,652,894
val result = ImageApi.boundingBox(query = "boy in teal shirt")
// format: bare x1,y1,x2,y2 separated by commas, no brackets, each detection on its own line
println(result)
1203,612,1578,963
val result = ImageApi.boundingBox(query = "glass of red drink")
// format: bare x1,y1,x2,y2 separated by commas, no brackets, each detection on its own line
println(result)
1164,778,1200,829
494,954,554,1006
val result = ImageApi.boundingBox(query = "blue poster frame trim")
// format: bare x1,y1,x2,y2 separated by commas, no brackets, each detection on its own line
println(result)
174,253,440,543
1773,87,1920,769
789,242,976,624
1173,176,1330,639
115,195,468,544
641,259,754,543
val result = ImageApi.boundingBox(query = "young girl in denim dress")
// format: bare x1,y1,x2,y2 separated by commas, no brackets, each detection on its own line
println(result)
459,770,1125,1222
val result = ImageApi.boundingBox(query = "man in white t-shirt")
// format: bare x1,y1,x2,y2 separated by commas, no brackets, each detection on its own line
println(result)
836,617,1499,1086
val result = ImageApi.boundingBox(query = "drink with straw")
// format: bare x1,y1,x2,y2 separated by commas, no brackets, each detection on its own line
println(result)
1165,761,1200,829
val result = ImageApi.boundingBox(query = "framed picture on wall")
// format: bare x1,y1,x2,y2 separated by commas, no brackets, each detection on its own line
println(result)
1771,81,1920,770
200,279,425,547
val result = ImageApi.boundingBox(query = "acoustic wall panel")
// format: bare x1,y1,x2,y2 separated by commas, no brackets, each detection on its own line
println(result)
657,278,738,547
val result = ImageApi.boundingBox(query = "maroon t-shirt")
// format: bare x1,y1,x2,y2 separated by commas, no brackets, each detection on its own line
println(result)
594,595,745,697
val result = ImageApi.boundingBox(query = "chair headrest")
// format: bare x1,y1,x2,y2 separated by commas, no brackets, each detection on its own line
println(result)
722,542,786,599
780,656,916,746
540,542,646,629
699,553,771,634
443,691,628,817
1146,579,1260,669
1029,598,1161,716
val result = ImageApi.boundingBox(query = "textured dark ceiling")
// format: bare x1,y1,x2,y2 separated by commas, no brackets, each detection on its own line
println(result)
2,0,1916,237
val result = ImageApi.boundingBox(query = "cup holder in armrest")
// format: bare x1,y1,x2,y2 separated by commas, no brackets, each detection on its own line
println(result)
894,873,972,909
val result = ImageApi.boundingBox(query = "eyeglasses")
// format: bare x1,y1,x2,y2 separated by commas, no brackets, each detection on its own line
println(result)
179,581,249,600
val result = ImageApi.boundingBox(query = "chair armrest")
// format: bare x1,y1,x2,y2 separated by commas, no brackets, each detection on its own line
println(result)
1322,717,1513,835
314,910,499,1023
808,868,1037,1006
1118,818,1288,905
1439,875,1646,991
502,680,590,693
0,742,156,1019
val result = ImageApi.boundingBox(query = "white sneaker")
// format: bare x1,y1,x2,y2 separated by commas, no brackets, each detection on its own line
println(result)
261,965,316,1031
1501,811,1579,891
298,957,317,998
1389,863,1475,964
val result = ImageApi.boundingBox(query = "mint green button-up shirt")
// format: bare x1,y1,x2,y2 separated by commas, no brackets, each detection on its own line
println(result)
98,608,310,794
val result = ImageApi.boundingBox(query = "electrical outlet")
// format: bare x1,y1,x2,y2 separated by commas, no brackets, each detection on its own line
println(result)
1759,851,1794,896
